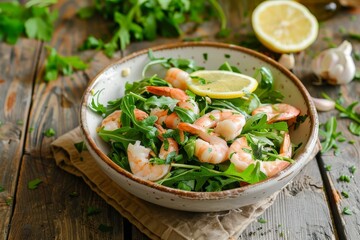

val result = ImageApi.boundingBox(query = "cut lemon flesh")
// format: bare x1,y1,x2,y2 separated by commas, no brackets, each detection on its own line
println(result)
252,0,318,53
187,70,258,99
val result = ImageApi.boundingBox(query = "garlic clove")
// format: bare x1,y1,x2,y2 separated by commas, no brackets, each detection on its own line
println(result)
278,53,295,70
311,40,356,85
311,97,335,112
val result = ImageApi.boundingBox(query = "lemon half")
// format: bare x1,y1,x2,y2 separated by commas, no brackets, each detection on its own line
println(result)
252,0,318,53
187,70,258,99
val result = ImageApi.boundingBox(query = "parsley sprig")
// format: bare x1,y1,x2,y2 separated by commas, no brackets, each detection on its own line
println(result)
78,0,228,56
0,1,58,44
44,47,88,82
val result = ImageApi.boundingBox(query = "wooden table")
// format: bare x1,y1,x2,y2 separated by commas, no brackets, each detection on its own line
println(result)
1,1,359,239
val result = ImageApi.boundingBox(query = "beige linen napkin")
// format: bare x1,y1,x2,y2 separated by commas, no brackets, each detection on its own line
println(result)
51,127,280,240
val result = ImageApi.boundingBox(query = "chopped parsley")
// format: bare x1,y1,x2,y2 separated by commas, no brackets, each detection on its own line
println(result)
349,166,356,174
258,218,267,223
43,128,56,137
338,175,351,183
325,165,332,171
28,178,42,190
74,141,87,153
203,53,208,61
341,191,349,198
342,207,352,215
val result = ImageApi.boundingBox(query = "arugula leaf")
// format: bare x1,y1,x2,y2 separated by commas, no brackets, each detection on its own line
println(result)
120,95,157,139
319,116,344,154
322,93,360,124
218,61,241,73
174,106,198,123
253,67,284,104
143,96,179,111
158,162,267,191
44,47,88,82
349,122,360,136
98,127,140,150
125,75,170,94
242,113,288,134
89,89,107,115
142,49,204,77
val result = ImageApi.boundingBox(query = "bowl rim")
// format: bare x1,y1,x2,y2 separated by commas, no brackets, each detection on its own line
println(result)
80,41,319,199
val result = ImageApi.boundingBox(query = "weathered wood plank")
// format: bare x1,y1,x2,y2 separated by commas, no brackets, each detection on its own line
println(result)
8,155,124,240
293,10,360,240
8,0,126,239
240,159,335,239
0,38,42,239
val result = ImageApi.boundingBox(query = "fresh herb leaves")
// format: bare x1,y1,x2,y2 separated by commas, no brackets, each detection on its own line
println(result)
253,67,284,104
319,117,344,154
44,128,56,137
28,178,42,190
78,1,227,55
44,47,88,82
0,1,57,44
322,93,360,137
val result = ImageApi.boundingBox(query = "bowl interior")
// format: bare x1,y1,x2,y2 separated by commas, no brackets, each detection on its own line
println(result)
81,42,318,201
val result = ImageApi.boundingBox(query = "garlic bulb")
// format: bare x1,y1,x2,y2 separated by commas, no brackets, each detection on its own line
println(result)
278,53,295,70
311,40,356,85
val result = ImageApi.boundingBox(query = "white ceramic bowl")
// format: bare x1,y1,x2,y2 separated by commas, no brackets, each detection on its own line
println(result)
80,42,319,212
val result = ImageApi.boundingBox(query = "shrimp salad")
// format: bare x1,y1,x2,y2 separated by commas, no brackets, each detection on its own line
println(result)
91,53,304,192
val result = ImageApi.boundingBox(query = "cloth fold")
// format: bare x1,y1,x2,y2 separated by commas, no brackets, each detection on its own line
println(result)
51,127,280,240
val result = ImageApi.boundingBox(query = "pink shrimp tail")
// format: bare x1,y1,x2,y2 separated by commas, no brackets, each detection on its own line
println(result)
146,86,188,101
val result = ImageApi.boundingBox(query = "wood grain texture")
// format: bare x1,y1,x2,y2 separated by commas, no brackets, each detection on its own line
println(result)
0,39,42,240
8,155,124,240
8,0,126,239
2,1,359,239
240,159,335,239
293,10,360,240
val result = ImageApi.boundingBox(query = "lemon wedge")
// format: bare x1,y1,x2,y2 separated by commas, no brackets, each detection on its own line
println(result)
187,70,258,99
252,0,318,53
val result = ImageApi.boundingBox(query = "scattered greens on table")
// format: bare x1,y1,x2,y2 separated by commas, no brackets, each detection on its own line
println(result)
78,0,228,56
0,0,58,44
89,52,300,192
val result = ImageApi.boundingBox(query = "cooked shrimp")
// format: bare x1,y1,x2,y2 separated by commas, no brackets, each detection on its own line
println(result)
127,141,171,181
146,86,199,113
194,110,246,141
101,110,121,131
164,67,190,90
251,103,300,123
147,86,199,129
101,109,148,131
146,86,188,101
155,123,179,160
178,122,229,164
228,132,292,178
127,125,179,181
150,108,169,126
